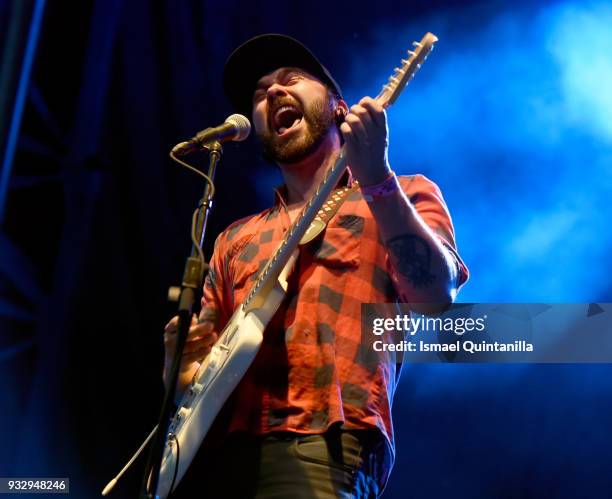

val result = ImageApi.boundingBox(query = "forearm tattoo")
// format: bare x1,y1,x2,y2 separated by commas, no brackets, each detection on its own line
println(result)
386,234,436,288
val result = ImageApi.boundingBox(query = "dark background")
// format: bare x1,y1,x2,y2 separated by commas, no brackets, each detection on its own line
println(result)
2,0,612,497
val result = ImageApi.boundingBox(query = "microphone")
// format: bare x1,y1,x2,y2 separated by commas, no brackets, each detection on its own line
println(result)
171,114,251,155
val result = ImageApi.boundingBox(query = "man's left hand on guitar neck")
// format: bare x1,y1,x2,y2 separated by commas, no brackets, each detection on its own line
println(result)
340,96,392,187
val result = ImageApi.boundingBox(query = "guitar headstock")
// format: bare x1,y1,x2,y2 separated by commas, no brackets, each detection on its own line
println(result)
376,32,438,108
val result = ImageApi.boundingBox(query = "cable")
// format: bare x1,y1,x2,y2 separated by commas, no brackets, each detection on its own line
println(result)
191,207,205,270
169,150,214,271
169,151,216,198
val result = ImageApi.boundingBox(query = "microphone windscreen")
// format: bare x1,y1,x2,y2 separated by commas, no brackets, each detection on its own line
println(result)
225,114,251,141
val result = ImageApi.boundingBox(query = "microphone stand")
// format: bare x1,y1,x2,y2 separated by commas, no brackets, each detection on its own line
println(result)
139,141,223,499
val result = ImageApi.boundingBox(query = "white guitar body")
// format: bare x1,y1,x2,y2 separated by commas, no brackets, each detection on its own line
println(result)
153,251,298,499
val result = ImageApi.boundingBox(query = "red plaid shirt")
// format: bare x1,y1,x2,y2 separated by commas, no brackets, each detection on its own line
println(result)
201,173,468,456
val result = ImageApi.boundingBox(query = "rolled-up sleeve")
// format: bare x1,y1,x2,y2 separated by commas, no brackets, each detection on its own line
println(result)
386,174,469,300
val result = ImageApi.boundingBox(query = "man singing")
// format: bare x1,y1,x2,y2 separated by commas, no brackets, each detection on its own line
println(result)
163,34,468,498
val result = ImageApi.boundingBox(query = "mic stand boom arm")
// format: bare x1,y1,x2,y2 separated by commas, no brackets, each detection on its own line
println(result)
139,141,223,499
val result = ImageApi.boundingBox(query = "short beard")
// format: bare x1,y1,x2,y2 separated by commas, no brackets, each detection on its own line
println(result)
258,93,336,165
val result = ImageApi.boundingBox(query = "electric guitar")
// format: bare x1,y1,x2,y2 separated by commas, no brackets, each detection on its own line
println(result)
153,32,438,499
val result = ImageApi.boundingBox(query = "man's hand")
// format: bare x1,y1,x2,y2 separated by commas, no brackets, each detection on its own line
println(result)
163,313,218,391
340,96,391,186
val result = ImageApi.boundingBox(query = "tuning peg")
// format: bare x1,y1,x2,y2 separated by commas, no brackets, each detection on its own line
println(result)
390,76,400,84
408,50,416,57
401,58,409,65
413,41,422,47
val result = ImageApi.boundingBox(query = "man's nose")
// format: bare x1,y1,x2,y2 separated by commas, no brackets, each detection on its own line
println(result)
266,82,288,99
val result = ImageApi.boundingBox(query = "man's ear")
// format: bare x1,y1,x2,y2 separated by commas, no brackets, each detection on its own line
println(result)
335,99,349,126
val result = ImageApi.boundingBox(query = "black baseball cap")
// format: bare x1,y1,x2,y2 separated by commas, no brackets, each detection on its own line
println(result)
223,34,343,117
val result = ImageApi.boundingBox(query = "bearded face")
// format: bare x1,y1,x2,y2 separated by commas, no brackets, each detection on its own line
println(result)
257,90,336,164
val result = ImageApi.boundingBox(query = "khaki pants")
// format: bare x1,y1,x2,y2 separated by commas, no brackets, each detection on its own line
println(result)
172,426,392,498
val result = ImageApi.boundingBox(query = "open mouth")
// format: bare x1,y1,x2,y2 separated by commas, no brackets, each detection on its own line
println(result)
272,105,303,136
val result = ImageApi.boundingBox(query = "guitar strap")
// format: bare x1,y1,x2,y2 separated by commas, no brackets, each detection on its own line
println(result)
299,184,359,245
